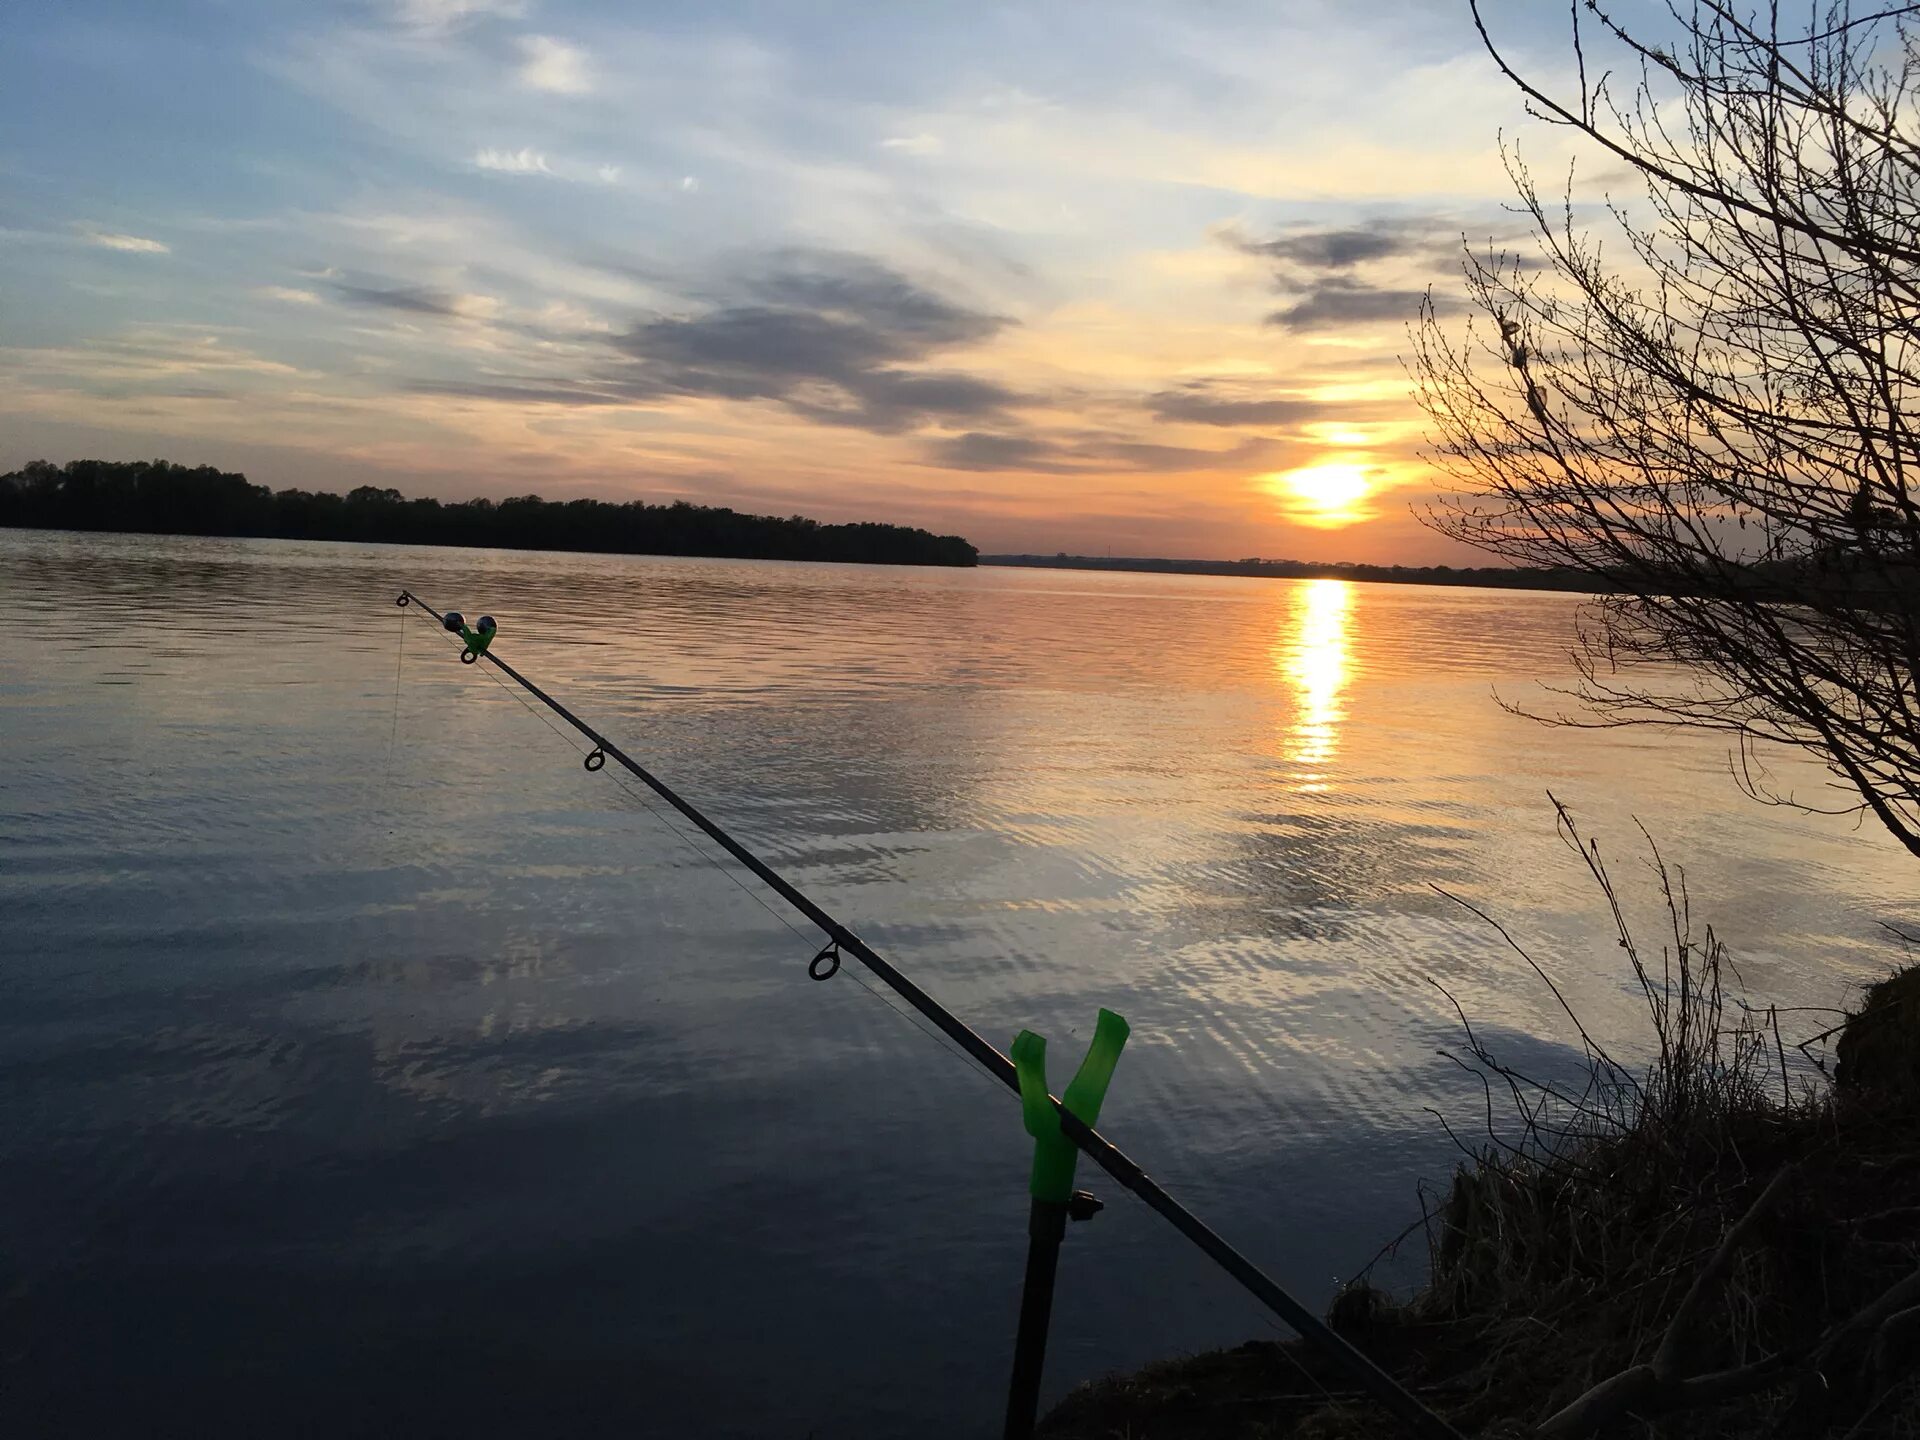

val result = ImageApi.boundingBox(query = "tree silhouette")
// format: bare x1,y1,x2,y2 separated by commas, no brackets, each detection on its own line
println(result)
1413,2,1920,857
0,459,977,567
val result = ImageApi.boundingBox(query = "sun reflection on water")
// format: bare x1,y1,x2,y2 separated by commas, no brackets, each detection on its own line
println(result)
1277,578,1352,786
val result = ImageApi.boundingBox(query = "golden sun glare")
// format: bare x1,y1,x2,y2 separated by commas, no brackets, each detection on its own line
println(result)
1282,462,1374,526
1268,461,1374,527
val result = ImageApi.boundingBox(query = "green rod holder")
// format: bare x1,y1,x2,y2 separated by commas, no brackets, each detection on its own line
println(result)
440,610,497,663
1013,1007,1130,1202
1004,1008,1130,1440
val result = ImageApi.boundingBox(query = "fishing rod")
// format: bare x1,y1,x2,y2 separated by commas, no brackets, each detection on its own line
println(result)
393,589,1460,1440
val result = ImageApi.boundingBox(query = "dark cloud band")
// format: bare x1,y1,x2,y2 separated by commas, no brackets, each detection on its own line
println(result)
1148,383,1329,426
329,282,463,316
1266,278,1438,331
398,250,1028,436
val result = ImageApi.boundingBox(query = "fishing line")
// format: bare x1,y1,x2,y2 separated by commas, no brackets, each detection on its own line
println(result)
409,602,845,961
386,598,408,774
609,766,821,948
425,606,1004,1112
463,624,1003,1094
405,604,1004,1102
596,768,1011,1103
390,587,1460,1440
452,623,593,757
597,743,1003,1097
405,605,833,959
579,729,1009,1094
408,609,783,907
835,956,1017,1104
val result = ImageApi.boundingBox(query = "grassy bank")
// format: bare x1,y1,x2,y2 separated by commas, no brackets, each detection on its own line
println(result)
1042,815,1920,1439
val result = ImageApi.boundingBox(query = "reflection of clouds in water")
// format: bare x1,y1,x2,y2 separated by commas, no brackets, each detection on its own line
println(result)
1277,578,1351,783
9,534,1916,1439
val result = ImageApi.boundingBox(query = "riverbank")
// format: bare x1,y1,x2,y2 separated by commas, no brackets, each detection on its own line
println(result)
1041,892,1920,1438
982,553,1609,593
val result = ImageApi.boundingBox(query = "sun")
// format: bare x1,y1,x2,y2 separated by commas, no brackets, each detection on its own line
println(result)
1263,461,1376,527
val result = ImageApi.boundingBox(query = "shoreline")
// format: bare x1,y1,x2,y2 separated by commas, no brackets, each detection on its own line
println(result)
1038,965,1920,1440
982,553,1609,594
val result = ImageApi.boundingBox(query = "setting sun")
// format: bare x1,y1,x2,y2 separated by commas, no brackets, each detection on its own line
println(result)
1264,461,1376,528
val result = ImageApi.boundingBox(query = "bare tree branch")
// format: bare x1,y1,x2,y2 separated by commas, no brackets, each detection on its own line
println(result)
1417,3,1920,859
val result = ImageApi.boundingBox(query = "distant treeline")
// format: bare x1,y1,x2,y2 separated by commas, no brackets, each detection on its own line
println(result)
0,459,979,567
986,547,1917,605
984,552,1614,593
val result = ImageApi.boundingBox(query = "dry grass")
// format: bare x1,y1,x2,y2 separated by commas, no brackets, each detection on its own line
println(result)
1041,807,1920,1439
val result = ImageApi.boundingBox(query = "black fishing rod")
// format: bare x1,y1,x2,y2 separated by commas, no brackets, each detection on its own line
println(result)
393,589,1460,1440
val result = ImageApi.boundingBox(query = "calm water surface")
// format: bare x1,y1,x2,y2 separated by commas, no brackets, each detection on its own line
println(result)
3,531,1913,1436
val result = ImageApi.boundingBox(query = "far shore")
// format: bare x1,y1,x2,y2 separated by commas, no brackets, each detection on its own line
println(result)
982,552,1611,594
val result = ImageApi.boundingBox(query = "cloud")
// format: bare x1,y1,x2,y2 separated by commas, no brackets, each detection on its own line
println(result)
330,281,459,315
532,298,610,334
144,385,238,401
84,231,169,254
1220,216,1483,331
406,379,632,406
1228,221,1450,270
1266,277,1437,331
327,280,495,319
1097,435,1280,472
391,0,524,33
928,428,1278,474
601,251,1020,432
1149,381,1328,427
735,257,1004,346
518,35,591,94
447,292,501,320
931,432,1058,471
2,328,304,405
257,285,322,305
881,134,943,156
390,252,1023,433
473,147,552,174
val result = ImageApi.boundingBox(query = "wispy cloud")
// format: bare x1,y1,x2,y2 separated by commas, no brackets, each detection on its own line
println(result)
598,250,1022,433
1,327,305,400
385,250,1024,433
1266,277,1449,332
473,147,552,174
518,35,591,94
6,0,1546,560
256,285,322,305
331,282,458,316
448,293,500,320
1149,381,1330,427
928,432,1054,471
1226,219,1455,270
1222,218,1475,333
406,379,632,406
83,230,169,254
390,0,525,35
880,134,943,157
927,429,1279,475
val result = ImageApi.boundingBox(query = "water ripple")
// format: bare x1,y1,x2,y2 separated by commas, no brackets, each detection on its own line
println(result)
2,530,1914,1437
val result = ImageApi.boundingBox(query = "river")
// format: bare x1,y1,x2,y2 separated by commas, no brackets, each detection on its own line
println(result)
2,530,1910,1436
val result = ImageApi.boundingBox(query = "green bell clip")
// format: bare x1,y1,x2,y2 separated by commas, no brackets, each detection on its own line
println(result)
443,611,497,663
1011,1007,1130,1205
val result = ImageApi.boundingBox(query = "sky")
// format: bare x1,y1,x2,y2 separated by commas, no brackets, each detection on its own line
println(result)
1,0,1621,561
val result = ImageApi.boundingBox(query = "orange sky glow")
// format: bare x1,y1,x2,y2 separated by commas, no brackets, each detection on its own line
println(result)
1,1,1590,564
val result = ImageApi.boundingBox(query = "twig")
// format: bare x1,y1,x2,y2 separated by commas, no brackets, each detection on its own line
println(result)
1653,1165,1797,1379
1430,882,1638,1090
